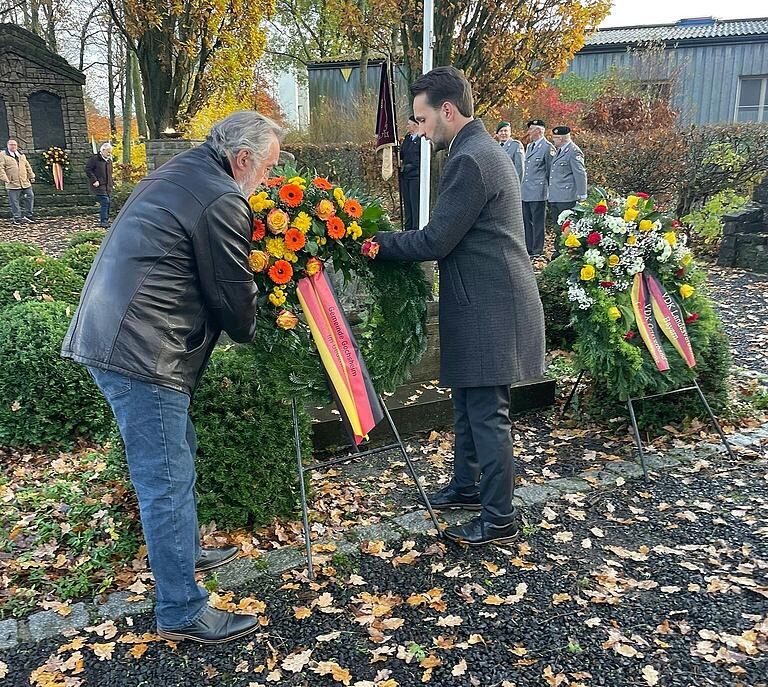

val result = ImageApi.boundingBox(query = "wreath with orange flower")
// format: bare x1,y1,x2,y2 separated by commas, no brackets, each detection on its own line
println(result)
245,166,430,403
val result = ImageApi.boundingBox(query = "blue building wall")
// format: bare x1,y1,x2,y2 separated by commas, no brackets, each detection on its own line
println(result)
568,40,768,124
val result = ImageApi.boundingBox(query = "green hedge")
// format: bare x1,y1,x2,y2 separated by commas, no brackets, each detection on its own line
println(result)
537,255,576,351
0,255,83,309
0,301,113,448
59,242,99,280
0,241,42,270
67,230,106,249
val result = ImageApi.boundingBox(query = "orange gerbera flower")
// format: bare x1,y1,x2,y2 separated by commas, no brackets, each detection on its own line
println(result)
252,218,266,241
279,183,304,207
268,259,293,285
326,216,346,240
313,177,333,190
284,228,306,251
343,199,363,219
266,176,286,187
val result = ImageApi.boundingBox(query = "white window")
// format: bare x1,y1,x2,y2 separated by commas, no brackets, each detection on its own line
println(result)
736,77,767,122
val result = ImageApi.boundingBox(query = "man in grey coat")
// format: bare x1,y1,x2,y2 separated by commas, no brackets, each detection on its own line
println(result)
521,119,555,257
495,121,524,182
548,125,588,257
364,66,545,546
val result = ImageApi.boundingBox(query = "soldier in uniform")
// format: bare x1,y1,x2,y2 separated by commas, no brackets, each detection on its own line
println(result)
547,125,588,257
521,119,555,257
494,121,524,182
399,115,422,230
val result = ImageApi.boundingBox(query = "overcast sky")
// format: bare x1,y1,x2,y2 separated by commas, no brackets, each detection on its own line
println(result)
601,0,766,28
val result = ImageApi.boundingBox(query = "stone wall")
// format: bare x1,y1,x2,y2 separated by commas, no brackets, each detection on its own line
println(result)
145,139,203,173
718,178,768,273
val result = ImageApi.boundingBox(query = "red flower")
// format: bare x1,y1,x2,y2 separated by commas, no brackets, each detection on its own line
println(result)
684,313,700,325
636,192,650,199
624,331,635,341
671,219,682,228
599,280,614,288
561,219,571,234
587,231,602,245
593,204,608,215
676,267,686,278
252,218,266,241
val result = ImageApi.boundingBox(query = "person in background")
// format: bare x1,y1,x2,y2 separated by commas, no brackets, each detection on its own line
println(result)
62,111,282,645
85,142,115,228
547,125,588,258
399,115,422,230
520,120,555,257
0,139,35,225
363,67,545,546
495,121,524,182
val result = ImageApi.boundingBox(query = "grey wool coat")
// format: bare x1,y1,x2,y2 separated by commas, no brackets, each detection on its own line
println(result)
375,119,545,389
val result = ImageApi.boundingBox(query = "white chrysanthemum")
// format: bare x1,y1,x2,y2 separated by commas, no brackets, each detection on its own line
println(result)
558,209,575,225
604,215,628,234
567,283,594,310
626,257,645,275
583,248,606,268
656,240,673,263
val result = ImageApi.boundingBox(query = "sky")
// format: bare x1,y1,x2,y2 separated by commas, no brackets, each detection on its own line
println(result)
601,0,766,27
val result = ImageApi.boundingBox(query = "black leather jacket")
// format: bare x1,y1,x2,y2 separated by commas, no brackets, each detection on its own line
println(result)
61,142,258,396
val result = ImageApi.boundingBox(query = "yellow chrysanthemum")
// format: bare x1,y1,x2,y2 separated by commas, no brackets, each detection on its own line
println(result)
317,236,327,246
287,176,307,190
627,235,638,246
608,306,621,320
624,208,639,223
681,253,693,266
333,187,346,208
564,234,581,248
268,292,286,306
250,191,275,213
663,231,677,245
347,221,363,241
679,284,694,299
293,212,312,232
626,195,639,209
639,219,653,232
265,237,286,258
580,264,596,281
608,254,620,267
283,249,298,263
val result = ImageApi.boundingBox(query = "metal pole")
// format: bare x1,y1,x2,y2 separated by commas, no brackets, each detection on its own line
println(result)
693,380,736,460
560,369,585,418
292,398,314,579
626,398,649,481
417,0,434,229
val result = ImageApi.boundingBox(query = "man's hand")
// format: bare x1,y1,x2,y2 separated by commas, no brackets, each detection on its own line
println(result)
93,181,100,187
361,238,380,259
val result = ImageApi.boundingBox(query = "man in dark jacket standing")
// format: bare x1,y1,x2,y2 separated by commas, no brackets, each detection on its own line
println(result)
365,67,545,546
62,111,282,644
85,142,114,228
399,115,421,230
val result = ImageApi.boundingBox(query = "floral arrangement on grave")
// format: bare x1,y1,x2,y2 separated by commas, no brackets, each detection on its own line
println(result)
244,167,430,403
38,146,70,190
556,191,722,401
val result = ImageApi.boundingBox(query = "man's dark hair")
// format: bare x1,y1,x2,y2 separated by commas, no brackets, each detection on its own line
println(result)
410,66,474,118
408,114,418,123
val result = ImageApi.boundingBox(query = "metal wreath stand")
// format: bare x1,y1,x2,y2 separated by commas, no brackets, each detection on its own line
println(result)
561,370,736,481
291,395,441,580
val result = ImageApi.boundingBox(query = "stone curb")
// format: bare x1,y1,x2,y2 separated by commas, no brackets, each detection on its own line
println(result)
3,422,765,649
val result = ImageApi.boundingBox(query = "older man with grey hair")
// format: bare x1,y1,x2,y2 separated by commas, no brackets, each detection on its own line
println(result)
62,111,282,644
85,142,115,227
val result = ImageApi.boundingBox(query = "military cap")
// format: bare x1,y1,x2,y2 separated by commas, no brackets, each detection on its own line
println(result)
552,125,571,135
527,119,545,128
495,121,511,133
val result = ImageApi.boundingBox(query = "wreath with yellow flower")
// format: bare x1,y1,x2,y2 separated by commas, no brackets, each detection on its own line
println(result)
36,146,71,185
246,167,430,403
550,189,728,404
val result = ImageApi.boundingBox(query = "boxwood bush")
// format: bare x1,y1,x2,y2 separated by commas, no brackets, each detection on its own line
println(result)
0,300,113,447
0,255,83,309
67,230,106,249
59,242,99,280
0,241,42,269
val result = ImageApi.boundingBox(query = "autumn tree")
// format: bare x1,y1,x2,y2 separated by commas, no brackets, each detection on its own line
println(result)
106,0,274,137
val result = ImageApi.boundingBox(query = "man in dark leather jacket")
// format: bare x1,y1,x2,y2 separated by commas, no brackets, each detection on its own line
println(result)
61,111,282,644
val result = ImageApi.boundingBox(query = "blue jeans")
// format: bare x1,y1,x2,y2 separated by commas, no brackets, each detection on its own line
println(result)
88,367,207,629
97,195,111,223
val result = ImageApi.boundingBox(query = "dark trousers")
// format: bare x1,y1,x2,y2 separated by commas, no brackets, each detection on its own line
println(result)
97,195,111,224
549,201,576,258
7,187,34,221
401,175,420,230
451,385,516,525
522,200,546,256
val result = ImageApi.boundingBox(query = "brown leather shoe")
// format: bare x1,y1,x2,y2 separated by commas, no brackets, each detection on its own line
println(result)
194,545,239,573
158,607,259,644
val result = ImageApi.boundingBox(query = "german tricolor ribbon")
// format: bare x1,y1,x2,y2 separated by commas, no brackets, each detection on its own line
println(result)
631,272,696,372
296,266,383,445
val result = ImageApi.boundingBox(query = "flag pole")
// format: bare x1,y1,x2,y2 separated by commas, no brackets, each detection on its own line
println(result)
418,0,434,229
390,56,406,232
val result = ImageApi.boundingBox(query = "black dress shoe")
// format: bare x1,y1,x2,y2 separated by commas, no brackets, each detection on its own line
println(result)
428,485,482,511
194,545,239,572
444,516,520,546
158,607,259,644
